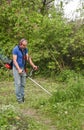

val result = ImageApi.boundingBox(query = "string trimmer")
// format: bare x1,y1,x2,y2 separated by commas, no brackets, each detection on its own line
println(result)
26,69,52,96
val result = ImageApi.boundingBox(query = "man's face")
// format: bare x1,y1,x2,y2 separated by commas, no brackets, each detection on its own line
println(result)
20,40,27,49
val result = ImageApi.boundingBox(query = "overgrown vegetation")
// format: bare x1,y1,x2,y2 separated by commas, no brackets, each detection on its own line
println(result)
48,74,84,130
0,72,84,130
0,1,84,130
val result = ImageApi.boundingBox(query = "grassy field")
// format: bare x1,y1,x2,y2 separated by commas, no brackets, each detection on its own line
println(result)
0,75,84,130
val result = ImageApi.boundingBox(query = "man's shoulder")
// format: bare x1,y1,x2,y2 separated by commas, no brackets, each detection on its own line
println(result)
13,45,19,51
12,45,19,54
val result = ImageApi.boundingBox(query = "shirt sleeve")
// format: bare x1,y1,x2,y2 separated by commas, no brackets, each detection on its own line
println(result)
12,48,18,55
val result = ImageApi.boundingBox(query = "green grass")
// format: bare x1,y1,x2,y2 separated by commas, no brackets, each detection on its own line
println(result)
0,74,84,130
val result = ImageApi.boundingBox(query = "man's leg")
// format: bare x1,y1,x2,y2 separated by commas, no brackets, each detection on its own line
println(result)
13,66,22,102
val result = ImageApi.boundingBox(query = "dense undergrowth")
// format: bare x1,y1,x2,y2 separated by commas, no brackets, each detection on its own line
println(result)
0,1,84,129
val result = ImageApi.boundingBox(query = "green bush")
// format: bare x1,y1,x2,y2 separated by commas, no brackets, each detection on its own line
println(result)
56,69,80,82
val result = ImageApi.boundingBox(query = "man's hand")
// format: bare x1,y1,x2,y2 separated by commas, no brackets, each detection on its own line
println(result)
33,65,38,70
18,68,23,74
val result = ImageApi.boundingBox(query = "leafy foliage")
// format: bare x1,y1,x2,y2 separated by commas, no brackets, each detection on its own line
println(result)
0,0,84,77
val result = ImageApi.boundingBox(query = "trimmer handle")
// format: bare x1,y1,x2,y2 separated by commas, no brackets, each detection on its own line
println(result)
27,66,39,77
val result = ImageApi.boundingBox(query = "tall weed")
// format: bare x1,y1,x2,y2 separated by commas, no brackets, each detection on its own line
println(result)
50,76,84,103
48,73,84,130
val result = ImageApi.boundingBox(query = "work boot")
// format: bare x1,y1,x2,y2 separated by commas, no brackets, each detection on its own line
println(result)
22,96,25,102
17,100,23,104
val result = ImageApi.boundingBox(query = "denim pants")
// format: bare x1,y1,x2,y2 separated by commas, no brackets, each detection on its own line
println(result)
13,66,26,102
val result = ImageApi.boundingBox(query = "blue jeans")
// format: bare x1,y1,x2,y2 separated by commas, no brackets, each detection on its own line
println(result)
13,66,26,102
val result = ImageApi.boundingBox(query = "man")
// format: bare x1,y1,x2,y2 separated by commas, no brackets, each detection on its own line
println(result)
12,38,38,103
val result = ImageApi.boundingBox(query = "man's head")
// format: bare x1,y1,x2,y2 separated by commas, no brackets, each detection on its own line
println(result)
19,38,27,49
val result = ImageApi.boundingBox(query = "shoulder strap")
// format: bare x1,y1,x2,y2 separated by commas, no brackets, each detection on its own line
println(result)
18,46,27,70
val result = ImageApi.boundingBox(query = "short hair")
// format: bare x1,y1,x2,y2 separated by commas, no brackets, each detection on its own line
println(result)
19,38,27,45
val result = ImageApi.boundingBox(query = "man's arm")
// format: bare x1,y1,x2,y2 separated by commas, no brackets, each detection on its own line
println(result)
13,54,23,73
26,54,38,70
